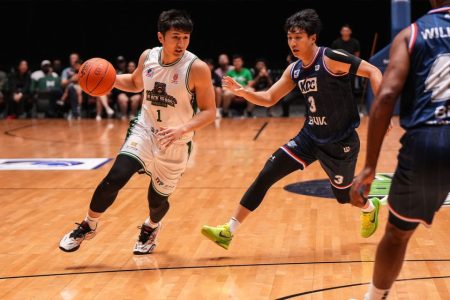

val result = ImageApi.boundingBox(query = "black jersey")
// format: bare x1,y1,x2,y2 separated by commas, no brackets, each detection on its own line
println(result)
291,47,360,144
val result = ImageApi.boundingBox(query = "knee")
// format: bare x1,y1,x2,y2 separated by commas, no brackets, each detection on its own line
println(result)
254,164,276,187
103,169,130,189
384,222,415,244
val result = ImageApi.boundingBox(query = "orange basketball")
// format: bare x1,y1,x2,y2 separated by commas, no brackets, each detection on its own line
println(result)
78,58,116,97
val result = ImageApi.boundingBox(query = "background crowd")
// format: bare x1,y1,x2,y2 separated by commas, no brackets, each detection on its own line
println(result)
0,25,362,120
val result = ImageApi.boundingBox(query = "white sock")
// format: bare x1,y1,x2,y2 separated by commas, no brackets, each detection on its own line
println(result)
228,217,240,234
361,198,375,213
364,283,390,300
84,215,99,230
144,216,159,229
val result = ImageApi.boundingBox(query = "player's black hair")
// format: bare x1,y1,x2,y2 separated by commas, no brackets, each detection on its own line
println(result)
158,9,193,35
284,9,322,37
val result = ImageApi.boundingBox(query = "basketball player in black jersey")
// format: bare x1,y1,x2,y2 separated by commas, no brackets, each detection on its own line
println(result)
202,9,383,250
351,0,450,298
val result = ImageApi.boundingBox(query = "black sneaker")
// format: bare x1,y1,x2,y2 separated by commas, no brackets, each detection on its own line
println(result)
59,221,97,252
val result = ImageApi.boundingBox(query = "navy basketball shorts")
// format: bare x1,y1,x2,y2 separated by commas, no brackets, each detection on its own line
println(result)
388,126,450,227
280,129,360,190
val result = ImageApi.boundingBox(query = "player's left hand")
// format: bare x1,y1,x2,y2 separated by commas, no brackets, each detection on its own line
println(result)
350,167,376,208
222,76,246,96
157,126,187,149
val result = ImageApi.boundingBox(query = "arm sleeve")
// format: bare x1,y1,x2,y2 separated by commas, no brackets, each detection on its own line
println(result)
324,48,362,74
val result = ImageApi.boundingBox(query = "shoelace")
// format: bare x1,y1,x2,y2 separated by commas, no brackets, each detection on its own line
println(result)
69,222,91,239
137,225,156,243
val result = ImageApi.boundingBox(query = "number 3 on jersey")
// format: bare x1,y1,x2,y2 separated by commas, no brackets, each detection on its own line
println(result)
156,109,162,122
308,96,317,113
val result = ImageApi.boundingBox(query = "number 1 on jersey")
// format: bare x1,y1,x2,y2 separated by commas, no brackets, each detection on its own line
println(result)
156,109,162,122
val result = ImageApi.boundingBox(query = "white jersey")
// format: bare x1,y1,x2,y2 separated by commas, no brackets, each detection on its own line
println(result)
139,47,198,143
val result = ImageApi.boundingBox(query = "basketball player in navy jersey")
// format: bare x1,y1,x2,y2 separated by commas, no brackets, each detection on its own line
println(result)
202,9,383,250
351,1,450,299
59,10,216,254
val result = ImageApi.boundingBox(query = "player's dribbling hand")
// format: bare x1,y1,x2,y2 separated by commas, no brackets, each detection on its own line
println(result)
350,167,375,208
222,76,245,96
157,126,187,149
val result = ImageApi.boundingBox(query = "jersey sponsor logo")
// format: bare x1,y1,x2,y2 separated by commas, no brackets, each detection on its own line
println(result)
420,27,450,40
308,116,328,126
145,68,154,78
298,77,317,93
171,73,179,84
155,177,164,186
146,82,177,107
425,54,450,103
315,65,320,71
343,146,351,153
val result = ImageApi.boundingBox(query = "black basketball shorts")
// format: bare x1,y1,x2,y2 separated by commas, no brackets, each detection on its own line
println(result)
388,126,450,226
280,129,360,190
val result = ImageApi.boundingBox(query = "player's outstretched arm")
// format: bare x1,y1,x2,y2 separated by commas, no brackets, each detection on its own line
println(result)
222,63,297,107
113,50,148,93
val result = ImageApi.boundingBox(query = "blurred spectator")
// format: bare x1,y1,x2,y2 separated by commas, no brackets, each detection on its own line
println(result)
223,54,254,117
94,94,115,121
214,53,233,79
115,60,141,120
31,59,58,82
280,53,304,117
52,59,63,76
61,54,83,119
0,64,7,118
32,60,63,118
110,55,128,114
250,58,274,116
61,53,80,87
115,55,127,75
5,60,32,119
331,24,361,57
331,24,362,99
205,58,223,118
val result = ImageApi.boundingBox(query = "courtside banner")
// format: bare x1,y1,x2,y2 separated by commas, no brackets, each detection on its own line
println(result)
0,158,112,170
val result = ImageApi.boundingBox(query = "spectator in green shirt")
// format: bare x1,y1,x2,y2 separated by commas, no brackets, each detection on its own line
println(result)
222,54,255,117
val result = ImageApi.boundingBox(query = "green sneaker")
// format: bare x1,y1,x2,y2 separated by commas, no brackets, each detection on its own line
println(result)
360,197,381,238
201,223,233,250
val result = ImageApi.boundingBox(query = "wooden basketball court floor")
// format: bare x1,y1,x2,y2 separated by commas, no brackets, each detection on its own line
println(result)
0,117,449,300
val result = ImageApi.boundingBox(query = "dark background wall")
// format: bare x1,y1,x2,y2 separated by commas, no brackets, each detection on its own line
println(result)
0,0,432,72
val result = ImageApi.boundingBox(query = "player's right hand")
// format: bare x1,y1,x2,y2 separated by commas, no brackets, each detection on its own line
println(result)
350,167,375,208
222,76,245,96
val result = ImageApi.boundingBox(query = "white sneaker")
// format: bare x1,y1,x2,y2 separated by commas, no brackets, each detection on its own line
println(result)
95,115,102,121
133,223,161,255
59,221,97,252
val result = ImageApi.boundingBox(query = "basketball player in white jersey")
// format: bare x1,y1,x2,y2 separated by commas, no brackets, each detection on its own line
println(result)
59,9,215,254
